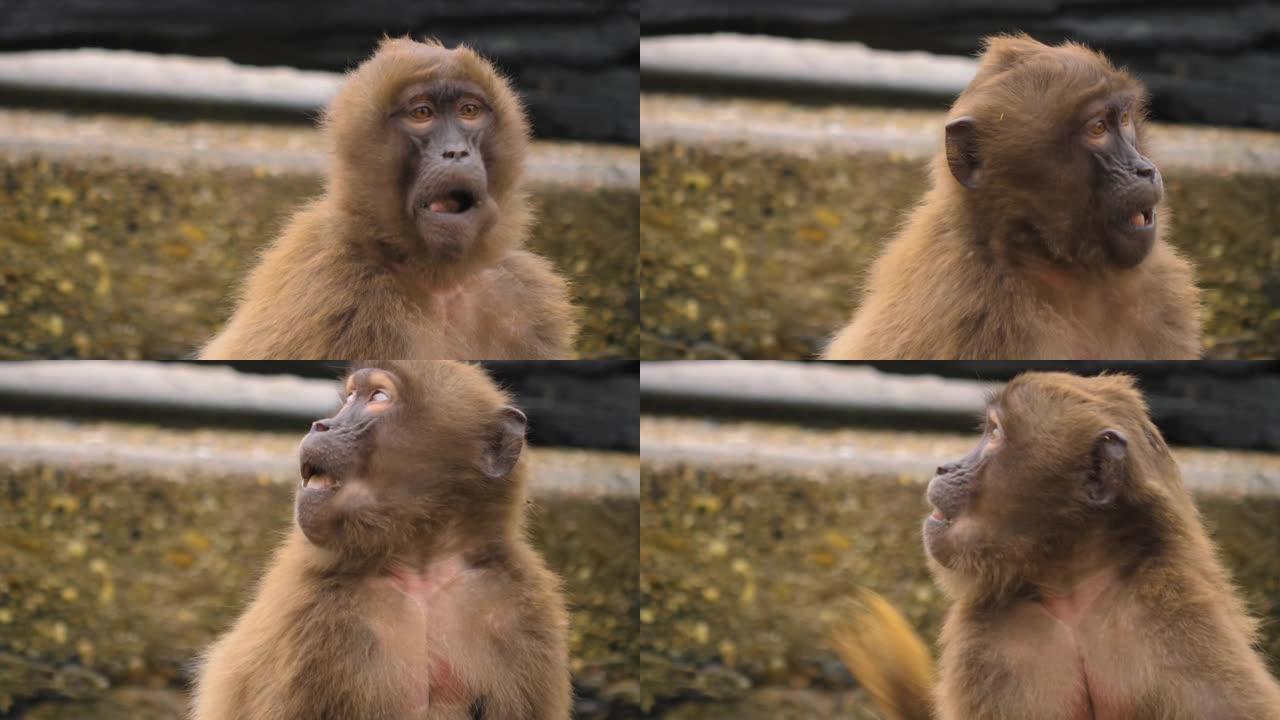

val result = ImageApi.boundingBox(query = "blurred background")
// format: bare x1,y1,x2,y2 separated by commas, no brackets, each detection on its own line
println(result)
639,360,1280,719
0,1,640,359
0,360,640,719
639,1,1280,359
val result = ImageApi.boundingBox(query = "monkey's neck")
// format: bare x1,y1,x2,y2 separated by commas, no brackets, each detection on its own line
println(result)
1035,567,1118,626
941,192,1123,282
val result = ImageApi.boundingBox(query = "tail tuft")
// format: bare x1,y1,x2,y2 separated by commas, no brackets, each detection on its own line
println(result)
831,588,935,720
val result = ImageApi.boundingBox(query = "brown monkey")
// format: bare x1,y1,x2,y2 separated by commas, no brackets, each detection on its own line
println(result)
191,361,571,719
838,372,1280,719
200,38,577,360
825,35,1201,359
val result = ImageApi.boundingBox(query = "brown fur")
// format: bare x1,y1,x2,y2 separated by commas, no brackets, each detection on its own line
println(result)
825,35,1201,359
200,38,577,360
190,361,571,719
839,372,1280,719
833,589,934,720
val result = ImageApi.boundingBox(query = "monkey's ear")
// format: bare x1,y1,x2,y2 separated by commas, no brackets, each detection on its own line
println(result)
1085,428,1128,507
945,117,982,189
481,406,527,480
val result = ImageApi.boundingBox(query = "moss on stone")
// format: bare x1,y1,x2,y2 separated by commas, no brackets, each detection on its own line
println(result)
639,460,1280,716
0,155,636,359
0,453,637,718
641,142,1280,359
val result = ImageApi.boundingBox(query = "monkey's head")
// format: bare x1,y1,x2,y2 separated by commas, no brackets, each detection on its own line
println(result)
924,372,1184,600
295,361,528,563
324,37,530,287
943,34,1163,271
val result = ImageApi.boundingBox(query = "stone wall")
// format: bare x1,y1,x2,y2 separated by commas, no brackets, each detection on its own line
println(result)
2,0,638,143
642,0,1280,132
641,96,1280,359
0,110,640,359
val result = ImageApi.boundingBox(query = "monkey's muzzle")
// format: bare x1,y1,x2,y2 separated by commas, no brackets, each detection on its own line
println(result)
418,188,479,215
925,470,971,529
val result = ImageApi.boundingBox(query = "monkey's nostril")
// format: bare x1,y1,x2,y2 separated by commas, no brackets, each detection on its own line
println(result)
312,421,330,433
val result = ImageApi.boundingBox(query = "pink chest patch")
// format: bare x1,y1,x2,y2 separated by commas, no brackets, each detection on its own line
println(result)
1036,576,1128,720
428,655,468,706
385,557,474,709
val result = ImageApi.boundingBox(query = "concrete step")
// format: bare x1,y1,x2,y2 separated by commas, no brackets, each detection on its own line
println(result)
0,108,639,359
638,415,1280,716
0,416,639,718
640,92,1280,359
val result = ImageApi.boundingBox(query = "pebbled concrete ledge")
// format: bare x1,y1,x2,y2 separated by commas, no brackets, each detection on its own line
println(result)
0,417,639,718
641,93,1280,360
638,416,1280,717
0,108,639,359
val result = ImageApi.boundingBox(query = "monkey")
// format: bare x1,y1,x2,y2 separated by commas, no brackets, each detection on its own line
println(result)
835,372,1280,719
824,35,1202,360
190,361,572,719
199,38,578,360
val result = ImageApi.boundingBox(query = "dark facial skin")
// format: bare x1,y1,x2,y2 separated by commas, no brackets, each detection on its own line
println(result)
394,78,500,257
923,408,1001,568
1077,97,1162,268
923,391,1131,580
294,364,529,560
945,86,1164,273
296,368,401,549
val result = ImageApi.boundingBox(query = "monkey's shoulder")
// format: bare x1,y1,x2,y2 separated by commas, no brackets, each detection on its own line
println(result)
837,235,1041,359
463,251,578,358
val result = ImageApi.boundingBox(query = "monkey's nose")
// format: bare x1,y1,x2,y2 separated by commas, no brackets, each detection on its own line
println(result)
441,148,470,160
311,420,330,433
1133,156,1157,180
936,462,958,475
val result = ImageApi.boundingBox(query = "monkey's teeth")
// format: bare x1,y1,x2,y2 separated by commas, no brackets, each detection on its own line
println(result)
1130,209,1154,227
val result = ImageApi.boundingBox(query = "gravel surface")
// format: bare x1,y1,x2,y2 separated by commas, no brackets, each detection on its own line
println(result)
0,415,640,496
0,108,638,189
642,93,1280,175
641,415,1280,497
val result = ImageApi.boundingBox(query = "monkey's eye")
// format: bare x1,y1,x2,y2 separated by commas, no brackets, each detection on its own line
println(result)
1119,111,1131,125
458,101,483,120
408,105,434,122
370,389,390,403
1088,119,1107,137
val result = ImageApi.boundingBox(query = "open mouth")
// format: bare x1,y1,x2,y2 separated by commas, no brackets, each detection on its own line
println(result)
1126,207,1155,230
928,507,953,526
300,462,342,491
419,189,477,215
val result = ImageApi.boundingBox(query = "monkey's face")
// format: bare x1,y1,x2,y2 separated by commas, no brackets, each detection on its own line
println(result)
296,363,529,559
924,373,1137,589
394,72,500,260
296,367,406,554
1072,94,1162,269
324,39,530,283
948,39,1163,272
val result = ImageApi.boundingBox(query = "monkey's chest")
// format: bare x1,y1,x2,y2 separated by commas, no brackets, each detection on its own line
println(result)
1007,612,1134,720
372,566,489,717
